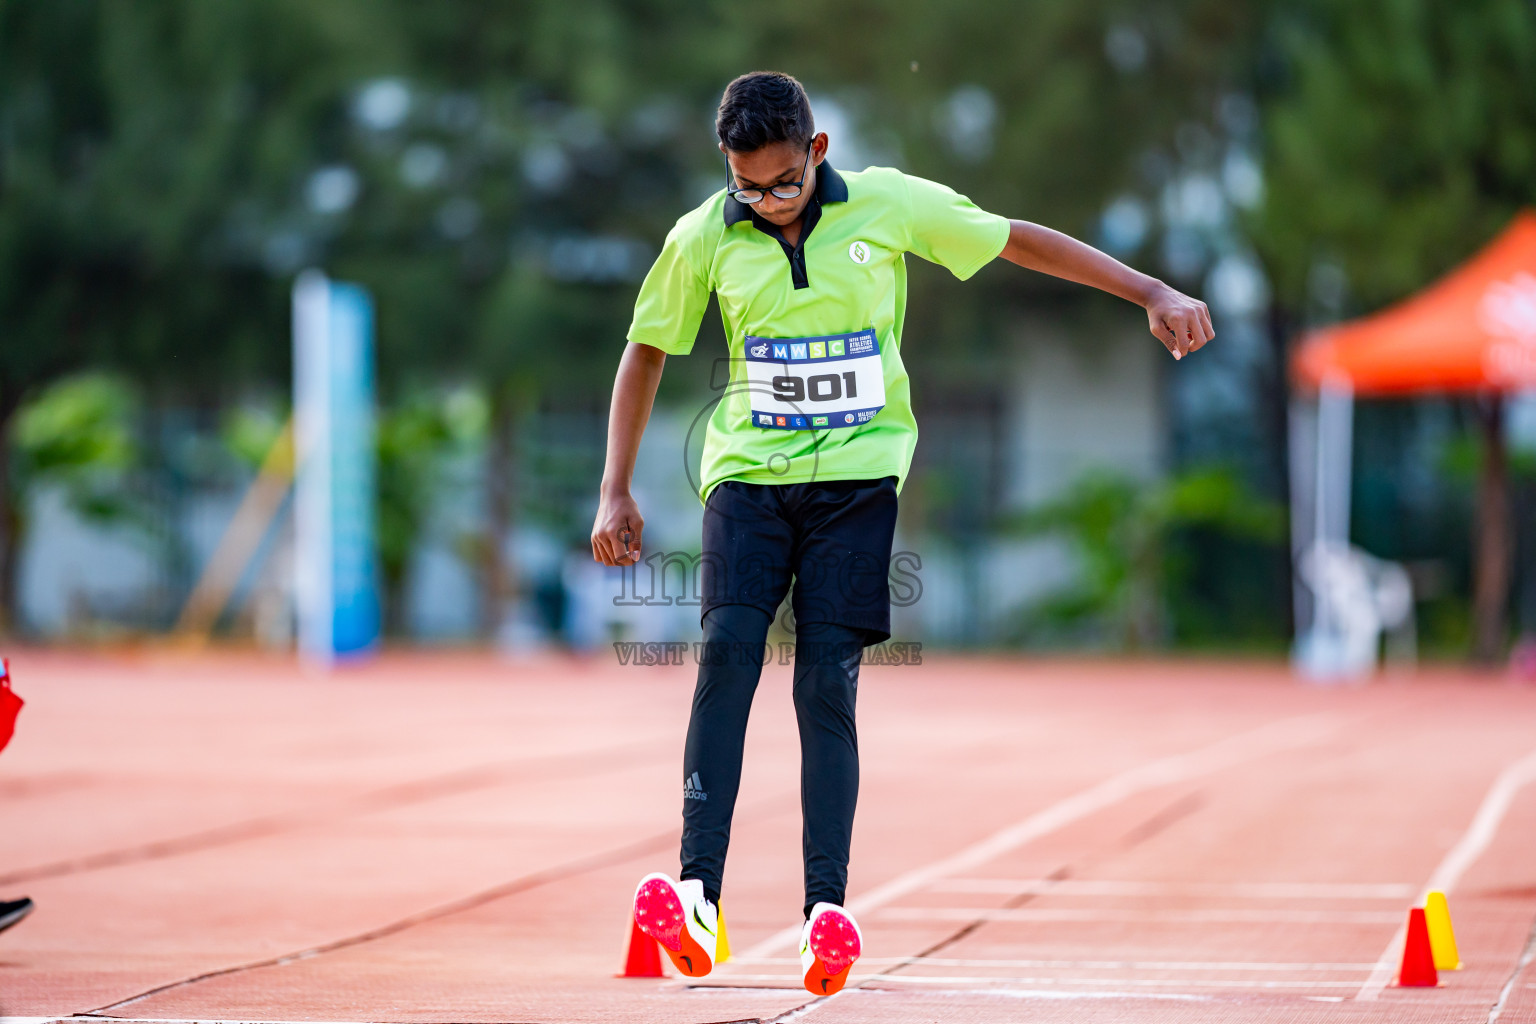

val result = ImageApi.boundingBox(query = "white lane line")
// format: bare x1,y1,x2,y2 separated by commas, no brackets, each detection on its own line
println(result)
878,906,1402,924
734,713,1341,963
865,988,1212,1002
43,1020,412,1024
1488,912,1536,1021
763,990,846,1023
704,975,1361,989
867,976,1367,989
705,986,1219,1004
1357,747,1536,1002
932,878,1416,900
725,957,1380,970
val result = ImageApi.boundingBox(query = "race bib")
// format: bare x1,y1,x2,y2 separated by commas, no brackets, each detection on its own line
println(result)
743,328,886,431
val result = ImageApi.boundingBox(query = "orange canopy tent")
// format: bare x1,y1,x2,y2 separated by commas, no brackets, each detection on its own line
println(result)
1289,211,1536,664
1293,211,1536,395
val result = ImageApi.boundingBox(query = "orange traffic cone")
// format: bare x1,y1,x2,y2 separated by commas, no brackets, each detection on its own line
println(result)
618,917,666,978
1398,907,1439,987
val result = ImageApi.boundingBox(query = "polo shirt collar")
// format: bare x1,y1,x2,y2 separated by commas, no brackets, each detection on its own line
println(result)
723,161,848,226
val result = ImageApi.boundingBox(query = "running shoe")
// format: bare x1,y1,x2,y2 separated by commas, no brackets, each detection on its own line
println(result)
800,901,862,995
632,873,717,978
0,897,33,935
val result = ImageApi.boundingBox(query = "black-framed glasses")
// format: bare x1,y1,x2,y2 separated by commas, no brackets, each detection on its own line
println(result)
726,145,812,204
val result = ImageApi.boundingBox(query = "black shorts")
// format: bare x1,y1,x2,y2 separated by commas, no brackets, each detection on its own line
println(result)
700,476,898,645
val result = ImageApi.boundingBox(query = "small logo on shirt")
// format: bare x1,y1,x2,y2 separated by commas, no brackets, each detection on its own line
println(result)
849,240,872,264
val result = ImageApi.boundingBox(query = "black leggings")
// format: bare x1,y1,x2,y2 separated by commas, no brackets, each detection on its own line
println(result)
679,603,863,916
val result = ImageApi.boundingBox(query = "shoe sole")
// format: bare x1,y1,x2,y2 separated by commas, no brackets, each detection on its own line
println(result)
803,908,860,995
633,877,713,978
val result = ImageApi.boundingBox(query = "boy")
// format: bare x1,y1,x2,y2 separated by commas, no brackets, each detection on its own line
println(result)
591,71,1210,994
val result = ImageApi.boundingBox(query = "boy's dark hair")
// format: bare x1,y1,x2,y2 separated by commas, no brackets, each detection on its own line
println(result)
715,71,814,152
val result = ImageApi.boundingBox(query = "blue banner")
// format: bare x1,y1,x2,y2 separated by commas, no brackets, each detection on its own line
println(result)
294,271,381,662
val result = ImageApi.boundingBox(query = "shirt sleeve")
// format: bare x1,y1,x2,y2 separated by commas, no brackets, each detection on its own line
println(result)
626,218,711,355
903,173,1011,281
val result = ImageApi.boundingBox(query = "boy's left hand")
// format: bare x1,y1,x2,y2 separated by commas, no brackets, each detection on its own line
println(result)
1145,284,1214,360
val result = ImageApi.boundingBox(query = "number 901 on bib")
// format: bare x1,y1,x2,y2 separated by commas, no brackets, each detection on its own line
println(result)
742,328,886,431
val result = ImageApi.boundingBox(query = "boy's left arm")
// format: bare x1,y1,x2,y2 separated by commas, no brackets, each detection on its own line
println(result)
1000,220,1213,360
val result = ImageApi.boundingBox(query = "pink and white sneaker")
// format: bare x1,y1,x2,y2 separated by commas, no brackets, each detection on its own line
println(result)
800,902,862,994
632,873,717,978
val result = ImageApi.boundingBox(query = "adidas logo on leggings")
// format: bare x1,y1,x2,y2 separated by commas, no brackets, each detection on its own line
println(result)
683,771,708,801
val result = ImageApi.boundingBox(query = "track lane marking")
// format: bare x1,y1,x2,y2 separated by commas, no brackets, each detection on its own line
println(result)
0,741,666,887
1356,747,1536,1002
81,819,686,1015
734,713,1342,965
1488,911,1536,1022
877,906,1403,924
735,714,1344,1020
722,957,1381,970
763,986,1220,1003
10,1020,416,1024
701,976,1370,989
931,878,1416,899
79,784,801,1017
844,976,1367,989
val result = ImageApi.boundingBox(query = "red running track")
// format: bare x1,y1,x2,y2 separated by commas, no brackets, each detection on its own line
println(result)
1,649,1535,1023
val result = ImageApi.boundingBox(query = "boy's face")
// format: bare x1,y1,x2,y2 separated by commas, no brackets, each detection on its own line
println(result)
722,132,829,228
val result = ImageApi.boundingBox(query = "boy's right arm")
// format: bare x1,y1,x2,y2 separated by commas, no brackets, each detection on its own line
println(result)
591,341,667,566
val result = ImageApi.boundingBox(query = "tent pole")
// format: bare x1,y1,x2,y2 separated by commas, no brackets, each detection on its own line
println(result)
1472,394,1511,665
1288,397,1317,641
1323,380,1354,554
1312,394,1330,643
1316,379,1354,616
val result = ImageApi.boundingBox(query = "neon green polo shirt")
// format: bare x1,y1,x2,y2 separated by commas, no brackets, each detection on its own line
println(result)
627,163,1009,501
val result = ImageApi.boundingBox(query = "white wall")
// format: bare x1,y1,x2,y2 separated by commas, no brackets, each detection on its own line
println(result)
1006,323,1166,508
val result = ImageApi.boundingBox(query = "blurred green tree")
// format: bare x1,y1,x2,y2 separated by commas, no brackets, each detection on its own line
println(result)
4,374,146,628
1004,467,1285,649
0,0,1259,638
375,387,486,635
1251,0,1536,660
1253,0,1536,310
0,0,397,630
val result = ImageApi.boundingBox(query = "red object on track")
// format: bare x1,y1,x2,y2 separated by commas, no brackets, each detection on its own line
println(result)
618,917,666,978
0,659,21,754
1399,907,1440,987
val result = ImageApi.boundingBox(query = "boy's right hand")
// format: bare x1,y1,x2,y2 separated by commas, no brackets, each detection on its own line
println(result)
592,490,644,566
